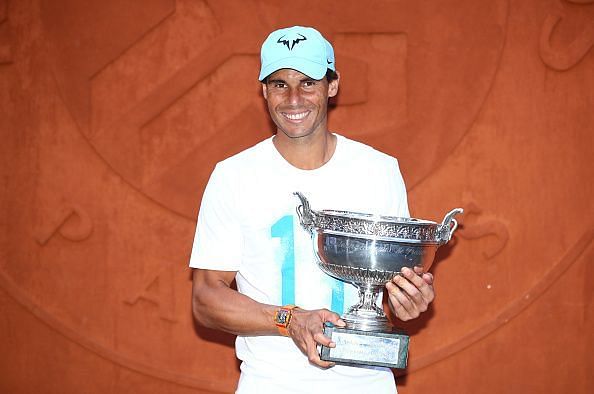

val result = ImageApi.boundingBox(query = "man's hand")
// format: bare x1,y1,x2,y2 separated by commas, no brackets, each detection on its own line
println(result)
386,266,435,321
287,308,345,368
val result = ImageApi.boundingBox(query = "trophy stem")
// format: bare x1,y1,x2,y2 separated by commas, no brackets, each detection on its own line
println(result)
343,284,392,332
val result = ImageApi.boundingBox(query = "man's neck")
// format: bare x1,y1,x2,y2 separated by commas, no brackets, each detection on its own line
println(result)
273,131,337,170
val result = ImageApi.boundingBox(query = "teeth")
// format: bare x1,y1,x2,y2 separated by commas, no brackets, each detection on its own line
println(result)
283,112,308,120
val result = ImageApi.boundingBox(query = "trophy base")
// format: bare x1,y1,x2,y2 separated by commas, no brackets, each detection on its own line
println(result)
320,324,409,369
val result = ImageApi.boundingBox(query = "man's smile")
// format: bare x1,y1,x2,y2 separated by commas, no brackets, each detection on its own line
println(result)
281,111,310,122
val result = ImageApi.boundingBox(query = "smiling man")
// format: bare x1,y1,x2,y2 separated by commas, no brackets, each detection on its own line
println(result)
189,26,435,394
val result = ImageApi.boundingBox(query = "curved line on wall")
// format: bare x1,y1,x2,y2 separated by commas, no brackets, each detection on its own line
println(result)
0,271,235,393
406,225,594,373
565,0,594,4
408,0,510,192
1,226,591,386
539,13,594,71
78,44,256,223
55,1,513,217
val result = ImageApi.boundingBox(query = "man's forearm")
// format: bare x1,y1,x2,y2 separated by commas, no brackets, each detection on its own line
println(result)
191,269,345,368
191,269,279,336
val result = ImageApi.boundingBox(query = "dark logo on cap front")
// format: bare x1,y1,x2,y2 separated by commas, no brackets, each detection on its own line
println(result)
277,33,307,50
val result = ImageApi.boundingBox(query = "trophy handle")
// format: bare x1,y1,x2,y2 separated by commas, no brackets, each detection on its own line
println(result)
294,192,315,233
441,208,464,241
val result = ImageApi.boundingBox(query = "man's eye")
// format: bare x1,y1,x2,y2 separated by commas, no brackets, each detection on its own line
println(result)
303,81,316,87
273,82,286,88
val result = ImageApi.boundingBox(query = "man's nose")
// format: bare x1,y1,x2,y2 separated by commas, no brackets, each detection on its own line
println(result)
287,87,303,105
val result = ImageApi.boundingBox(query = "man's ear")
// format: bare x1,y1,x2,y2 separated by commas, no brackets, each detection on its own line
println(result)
328,71,340,98
262,82,268,99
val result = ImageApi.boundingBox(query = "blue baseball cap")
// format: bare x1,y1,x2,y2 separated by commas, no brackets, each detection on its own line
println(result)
258,26,335,81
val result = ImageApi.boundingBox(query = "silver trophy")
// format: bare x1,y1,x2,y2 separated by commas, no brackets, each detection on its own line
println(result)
294,192,463,368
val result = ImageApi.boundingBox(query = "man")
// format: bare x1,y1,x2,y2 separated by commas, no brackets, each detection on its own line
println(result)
190,26,435,393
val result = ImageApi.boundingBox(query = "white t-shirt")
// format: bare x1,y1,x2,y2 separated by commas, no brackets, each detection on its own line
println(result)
189,134,409,394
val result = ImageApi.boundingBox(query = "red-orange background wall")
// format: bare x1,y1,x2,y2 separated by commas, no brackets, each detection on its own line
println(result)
1,1,593,393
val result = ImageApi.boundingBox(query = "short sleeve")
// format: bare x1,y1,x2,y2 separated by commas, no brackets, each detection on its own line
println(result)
188,163,242,271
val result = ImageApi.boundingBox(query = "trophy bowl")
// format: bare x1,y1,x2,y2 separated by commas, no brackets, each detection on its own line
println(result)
294,192,463,332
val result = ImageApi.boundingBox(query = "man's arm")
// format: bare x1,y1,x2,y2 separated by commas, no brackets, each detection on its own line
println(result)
191,268,346,367
386,266,435,321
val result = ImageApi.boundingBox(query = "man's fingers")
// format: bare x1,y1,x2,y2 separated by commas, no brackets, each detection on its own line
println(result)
392,271,424,305
313,331,334,348
386,267,436,321
386,281,415,320
311,356,335,369
323,311,346,327
413,266,434,285
402,267,426,287
306,335,335,368
288,308,340,368
422,272,434,285
396,268,434,305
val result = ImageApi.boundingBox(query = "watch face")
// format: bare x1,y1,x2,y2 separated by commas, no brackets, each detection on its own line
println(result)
276,309,290,325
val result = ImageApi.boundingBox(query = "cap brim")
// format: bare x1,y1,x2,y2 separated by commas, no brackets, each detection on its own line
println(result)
259,58,328,81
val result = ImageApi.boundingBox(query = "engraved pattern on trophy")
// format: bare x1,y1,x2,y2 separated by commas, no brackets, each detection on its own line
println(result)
313,215,457,243
316,215,437,240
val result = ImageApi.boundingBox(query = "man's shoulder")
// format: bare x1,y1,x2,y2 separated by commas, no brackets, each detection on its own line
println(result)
216,136,273,170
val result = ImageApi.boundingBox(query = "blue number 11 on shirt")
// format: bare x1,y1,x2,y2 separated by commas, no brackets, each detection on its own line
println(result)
271,215,344,314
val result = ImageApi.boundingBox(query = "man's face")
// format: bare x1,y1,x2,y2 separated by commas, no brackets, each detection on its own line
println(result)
262,68,339,140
